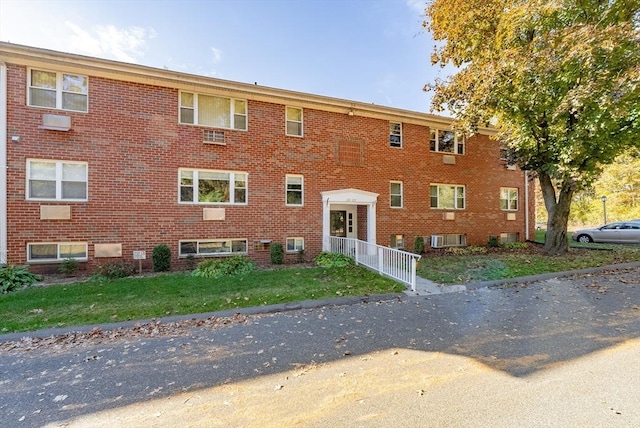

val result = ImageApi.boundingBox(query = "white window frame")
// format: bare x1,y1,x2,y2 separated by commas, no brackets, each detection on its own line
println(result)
390,181,403,208
430,184,465,210
429,129,465,155
26,159,88,202
28,68,88,112
27,242,88,263
286,106,303,137
179,91,247,130
286,174,304,206
500,188,519,211
390,122,402,148
500,233,519,243
390,234,405,249
179,168,248,205
286,237,305,253
179,239,248,257
431,234,467,248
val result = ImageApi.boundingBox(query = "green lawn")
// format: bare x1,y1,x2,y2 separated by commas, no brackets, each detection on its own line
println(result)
4,233,640,334
0,266,403,334
418,233,640,284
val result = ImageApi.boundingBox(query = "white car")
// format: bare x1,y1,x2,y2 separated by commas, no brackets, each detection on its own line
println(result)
572,222,640,244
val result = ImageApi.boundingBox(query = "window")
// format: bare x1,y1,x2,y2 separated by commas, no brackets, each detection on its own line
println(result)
430,129,465,154
431,234,466,248
500,188,519,210
390,234,405,249
430,184,465,209
28,69,88,112
286,106,303,136
179,168,247,204
286,237,304,252
500,233,519,244
390,122,402,147
179,92,247,130
179,239,248,257
27,242,87,262
390,181,403,208
27,160,87,201
286,175,303,206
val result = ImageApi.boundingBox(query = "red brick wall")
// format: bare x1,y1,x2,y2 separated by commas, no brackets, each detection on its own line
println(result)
5,63,535,272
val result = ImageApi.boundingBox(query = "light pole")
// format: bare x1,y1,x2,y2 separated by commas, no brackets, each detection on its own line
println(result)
601,195,607,224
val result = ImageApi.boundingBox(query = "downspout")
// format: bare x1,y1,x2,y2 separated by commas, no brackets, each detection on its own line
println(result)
524,170,530,241
0,61,7,264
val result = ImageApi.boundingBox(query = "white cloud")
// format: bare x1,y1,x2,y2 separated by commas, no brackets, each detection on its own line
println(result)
211,47,222,64
65,22,156,63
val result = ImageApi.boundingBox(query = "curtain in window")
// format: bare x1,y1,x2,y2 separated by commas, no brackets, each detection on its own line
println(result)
29,162,56,198
199,95,230,128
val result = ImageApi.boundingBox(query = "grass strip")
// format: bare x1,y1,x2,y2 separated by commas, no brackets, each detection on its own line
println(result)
0,266,402,334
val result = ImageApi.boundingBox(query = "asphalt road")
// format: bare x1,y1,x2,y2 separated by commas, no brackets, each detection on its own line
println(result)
1,267,639,427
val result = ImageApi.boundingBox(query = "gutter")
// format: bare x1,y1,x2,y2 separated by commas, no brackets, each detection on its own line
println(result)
0,61,7,264
524,170,530,241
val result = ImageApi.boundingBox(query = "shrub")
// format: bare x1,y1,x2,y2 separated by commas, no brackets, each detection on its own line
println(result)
488,236,501,247
192,256,256,279
503,241,528,249
414,236,425,254
314,252,355,268
93,261,135,280
59,258,79,276
270,242,284,265
297,248,306,263
152,244,172,272
445,246,487,255
0,265,42,293
185,254,196,271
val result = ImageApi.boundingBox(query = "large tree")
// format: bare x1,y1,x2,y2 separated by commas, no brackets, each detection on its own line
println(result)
424,0,640,254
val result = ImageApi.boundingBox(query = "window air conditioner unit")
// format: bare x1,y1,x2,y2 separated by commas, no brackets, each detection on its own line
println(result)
203,129,225,145
39,114,71,131
431,235,444,248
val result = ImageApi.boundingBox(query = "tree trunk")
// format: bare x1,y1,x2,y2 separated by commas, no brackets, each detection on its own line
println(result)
538,172,576,255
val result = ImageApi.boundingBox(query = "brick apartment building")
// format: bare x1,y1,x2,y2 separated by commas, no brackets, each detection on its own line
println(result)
0,42,534,272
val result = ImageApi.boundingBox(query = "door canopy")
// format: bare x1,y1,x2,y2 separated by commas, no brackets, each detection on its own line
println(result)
321,188,379,206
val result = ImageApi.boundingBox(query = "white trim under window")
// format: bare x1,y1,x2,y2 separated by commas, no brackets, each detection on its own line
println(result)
286,106,303,137
28,68,88,112
286,174,304,206
179,168,247,205
27,242,88,263
430,184,465,210
179,91,247,130
390,122,402,148
430,129,465,155
286,237,304,252
390,181,403,208
500,188,519,211
27,159,88,201
179,239,248,257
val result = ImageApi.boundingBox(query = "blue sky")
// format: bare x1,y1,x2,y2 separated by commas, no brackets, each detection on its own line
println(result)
0,0,448,113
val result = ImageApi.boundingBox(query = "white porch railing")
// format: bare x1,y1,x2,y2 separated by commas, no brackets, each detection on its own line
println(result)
325,236,421,291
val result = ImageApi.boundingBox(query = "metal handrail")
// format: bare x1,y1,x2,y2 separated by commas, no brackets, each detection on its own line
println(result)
325,236,421,291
